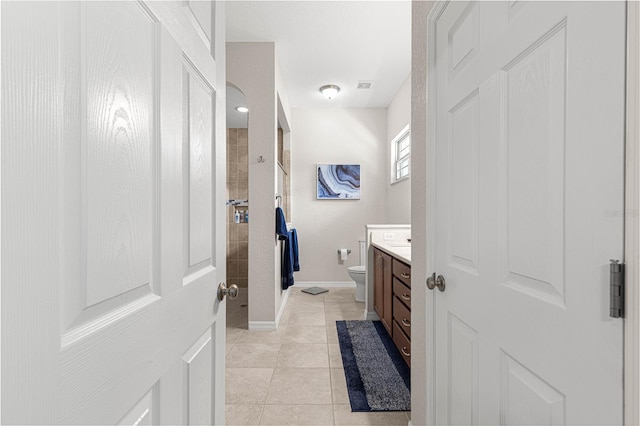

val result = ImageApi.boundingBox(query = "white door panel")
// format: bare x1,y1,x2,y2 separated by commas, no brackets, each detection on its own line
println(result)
430,1,625,425
186,61,214,271
1,1,226,424
183,0,213,50
118,389,154,426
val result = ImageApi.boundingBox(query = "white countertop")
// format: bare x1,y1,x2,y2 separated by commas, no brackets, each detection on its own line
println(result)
371,241,411,265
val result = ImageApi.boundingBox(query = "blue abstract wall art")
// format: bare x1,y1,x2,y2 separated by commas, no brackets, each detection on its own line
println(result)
317,164,361,200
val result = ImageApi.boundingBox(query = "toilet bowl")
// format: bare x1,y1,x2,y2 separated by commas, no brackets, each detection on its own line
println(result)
348,265,366,302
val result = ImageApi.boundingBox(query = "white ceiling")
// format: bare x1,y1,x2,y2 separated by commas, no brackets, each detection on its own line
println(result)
225,1,412,110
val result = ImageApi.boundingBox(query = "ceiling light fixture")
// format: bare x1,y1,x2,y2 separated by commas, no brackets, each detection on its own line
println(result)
319,84,340,100
235,106,249,113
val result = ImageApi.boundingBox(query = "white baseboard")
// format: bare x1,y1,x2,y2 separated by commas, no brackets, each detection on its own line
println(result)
366,311,380,321
294,281,355,288
275,289,290,326
247,321,277,331
248,289,291,331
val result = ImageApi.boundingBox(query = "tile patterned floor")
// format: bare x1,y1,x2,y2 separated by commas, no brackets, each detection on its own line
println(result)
225,287,411,426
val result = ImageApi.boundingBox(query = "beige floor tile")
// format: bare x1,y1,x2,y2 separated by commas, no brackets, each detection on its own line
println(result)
226,286,412,424
265,368,332,405
276,343,329,368
227,343,281,368
326,319,339,331
330,368,349,405
290,291,326,305
291,303,326,316
291,287,326,296
227,342,236,357
326,311,363,324
332,404,409,425
291,296,326,306
288,310,326,326
279,305,292,316
226,368,273,405
225,404,264,425
259,405,334,425
227,327,245,346
278,314,290,327
328,343,343,368
324,289,357,303
237,327,288,344
280,300,294,316
280,306,292,320
327,324,339,344
324,302,359,315
284,325,328,344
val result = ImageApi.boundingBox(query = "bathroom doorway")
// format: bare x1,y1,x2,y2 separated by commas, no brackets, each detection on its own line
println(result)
226,84,249,330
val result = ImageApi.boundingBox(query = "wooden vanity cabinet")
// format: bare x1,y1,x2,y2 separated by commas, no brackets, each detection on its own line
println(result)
392,258,411,366
393,290,411,339
373,248,393,334
374,247,412,367
393,320,411,366
392,259,411,287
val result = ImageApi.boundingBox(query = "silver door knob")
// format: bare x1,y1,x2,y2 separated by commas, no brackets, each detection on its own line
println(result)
218,282,239,301
426,273,446,292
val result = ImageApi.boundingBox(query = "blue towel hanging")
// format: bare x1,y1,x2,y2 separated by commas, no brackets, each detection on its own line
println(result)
276,207,295,289
282,232,294,290
291,228,300,272
276,207,288,240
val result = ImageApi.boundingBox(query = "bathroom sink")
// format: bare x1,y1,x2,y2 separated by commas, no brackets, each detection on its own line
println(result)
389,246,411,263
388,242,411,248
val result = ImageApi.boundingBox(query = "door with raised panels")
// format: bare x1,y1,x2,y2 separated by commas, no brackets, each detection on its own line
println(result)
1,1,227,424
429,1,625,424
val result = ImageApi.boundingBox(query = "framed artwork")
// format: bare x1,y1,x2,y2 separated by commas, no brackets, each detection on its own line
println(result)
317,164,361,200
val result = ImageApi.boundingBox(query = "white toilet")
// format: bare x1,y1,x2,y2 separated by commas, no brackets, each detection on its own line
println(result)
347,241,367,302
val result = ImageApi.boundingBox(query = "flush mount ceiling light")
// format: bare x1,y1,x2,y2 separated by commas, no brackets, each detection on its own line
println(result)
319,84,340,100
235,106,249,113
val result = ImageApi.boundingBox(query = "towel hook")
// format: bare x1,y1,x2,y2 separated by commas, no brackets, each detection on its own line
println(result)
275,195,282,207
257,155,265,163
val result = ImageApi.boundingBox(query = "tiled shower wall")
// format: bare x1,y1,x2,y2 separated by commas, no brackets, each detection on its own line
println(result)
227,128,248,288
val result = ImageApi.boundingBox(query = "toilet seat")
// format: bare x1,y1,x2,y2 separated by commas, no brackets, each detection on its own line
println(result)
347,265,366,274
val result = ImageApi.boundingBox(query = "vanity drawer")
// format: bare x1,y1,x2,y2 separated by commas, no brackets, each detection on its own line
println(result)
393,320,411,367
392,259,411,287
393,296,411,339
393,278,411,308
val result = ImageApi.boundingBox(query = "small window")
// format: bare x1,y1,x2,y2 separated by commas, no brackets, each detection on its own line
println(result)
392,126,410,182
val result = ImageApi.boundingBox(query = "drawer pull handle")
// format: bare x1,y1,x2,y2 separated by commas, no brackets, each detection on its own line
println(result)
402,318,411,327
401,347,411,357
401,273,411,279
401,293,411,301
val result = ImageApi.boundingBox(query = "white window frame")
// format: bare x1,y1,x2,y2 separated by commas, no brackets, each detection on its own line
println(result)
391,125,411,183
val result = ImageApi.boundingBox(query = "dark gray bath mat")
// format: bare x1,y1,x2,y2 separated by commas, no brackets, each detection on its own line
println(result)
336,320,410,412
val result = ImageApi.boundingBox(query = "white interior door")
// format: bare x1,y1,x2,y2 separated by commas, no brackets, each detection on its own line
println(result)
429,1,626,424
1,1,227,424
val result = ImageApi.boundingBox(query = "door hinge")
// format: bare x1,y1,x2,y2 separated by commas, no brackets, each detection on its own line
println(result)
610,259,624,318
